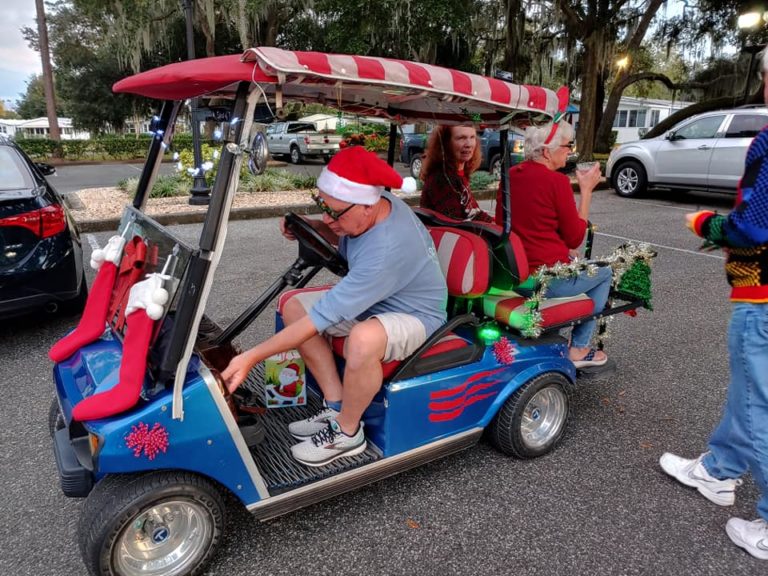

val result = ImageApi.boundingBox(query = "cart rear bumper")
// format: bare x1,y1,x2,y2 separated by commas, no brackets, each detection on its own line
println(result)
53,428,93,497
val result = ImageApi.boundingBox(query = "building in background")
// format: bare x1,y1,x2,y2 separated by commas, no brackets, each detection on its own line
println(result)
0,117,90,140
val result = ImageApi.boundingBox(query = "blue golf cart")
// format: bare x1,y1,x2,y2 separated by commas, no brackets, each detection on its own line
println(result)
49,47,653,576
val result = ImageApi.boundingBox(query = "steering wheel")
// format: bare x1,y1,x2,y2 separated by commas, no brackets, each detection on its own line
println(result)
284,212,348,276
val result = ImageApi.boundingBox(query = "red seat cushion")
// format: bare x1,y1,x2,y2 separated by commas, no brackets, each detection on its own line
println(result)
331,333,469,379
483,292,595,330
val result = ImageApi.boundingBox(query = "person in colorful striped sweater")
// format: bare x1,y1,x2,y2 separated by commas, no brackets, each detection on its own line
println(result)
659,48,768,561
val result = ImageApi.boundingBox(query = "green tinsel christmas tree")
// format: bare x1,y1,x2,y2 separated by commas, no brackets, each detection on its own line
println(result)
616,260,653,310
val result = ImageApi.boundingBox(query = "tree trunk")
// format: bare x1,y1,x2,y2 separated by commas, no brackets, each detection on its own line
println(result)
503,0,525,81
35,0,60,143
577,32,604,161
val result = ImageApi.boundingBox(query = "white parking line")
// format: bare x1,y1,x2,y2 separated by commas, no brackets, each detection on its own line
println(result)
596,232,726,260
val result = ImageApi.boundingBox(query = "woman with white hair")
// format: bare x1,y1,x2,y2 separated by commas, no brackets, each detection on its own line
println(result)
500,119,611,368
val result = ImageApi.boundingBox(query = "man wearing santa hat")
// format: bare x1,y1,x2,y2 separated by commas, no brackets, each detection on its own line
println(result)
222,146,447,467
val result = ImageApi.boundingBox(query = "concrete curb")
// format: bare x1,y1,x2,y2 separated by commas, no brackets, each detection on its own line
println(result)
73,178,610,234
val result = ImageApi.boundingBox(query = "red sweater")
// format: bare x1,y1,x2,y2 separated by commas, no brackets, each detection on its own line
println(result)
497,160,587,270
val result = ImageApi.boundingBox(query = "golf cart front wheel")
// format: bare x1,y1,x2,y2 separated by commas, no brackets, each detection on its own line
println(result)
79,472,226,576
488,372,570,458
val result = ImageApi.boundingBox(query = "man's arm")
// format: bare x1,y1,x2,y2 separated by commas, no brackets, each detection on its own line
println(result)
221,315,318,393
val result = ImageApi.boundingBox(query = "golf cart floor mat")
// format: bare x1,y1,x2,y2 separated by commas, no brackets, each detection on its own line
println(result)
241,365,382,492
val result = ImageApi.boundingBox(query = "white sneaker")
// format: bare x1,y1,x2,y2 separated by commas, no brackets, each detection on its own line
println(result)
659,452,742,506
287,403,339,439
726,518,768,560
291,419,366,467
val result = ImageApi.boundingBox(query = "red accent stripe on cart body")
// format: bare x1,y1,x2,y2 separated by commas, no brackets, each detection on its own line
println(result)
428,380,504,411
429,368,506,400
428,393,497,422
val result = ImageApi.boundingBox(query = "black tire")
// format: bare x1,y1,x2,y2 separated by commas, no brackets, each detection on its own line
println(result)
48,397,64,437
79,472,227,576
489,154,502,179
289,146,303,165
611,160,647,198
488,372,571,459
60,271,88,316
409,153,423,179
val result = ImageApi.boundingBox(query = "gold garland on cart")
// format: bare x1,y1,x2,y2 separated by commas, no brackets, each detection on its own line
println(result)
514,242,656,340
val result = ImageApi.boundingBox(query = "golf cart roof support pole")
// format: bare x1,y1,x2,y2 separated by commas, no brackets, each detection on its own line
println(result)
499,128,512,236
386,123,398,166
133,101,181,211
162,82,258,420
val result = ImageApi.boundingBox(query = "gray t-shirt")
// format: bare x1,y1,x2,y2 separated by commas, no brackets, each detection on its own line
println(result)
309,192,447,336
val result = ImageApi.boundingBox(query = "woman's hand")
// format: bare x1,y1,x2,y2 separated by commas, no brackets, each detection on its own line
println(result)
575,162,601,193
221,351,257,394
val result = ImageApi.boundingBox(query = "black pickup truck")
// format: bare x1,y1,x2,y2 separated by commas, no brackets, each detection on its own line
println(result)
399,128,525,179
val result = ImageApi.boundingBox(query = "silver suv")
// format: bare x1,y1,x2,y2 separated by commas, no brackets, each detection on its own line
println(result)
606,107,768,198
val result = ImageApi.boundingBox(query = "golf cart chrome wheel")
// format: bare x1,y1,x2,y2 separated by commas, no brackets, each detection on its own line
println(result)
520,386,567,450
488,372,571,459
80,472,225,576
612,160,647,198
114,500,213,576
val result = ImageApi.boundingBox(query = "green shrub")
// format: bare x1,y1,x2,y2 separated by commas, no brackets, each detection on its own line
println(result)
119,174,189,198
471,170,498,190
15,138,62,159
239,168,316,193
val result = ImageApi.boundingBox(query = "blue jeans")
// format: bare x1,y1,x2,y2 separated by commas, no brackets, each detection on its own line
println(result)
541,265,613,348
702,303,768,520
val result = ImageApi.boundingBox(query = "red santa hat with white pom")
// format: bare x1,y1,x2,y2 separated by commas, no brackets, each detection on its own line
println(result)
317,145,417,205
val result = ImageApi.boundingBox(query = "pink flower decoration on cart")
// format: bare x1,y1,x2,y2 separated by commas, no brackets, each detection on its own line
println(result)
125,422,169,460
492,337,516,365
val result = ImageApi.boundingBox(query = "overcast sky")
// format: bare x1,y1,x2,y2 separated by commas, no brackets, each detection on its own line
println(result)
1,1,43,108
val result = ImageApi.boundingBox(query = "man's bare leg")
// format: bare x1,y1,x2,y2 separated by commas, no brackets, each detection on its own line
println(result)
281,296,343,402
335,318,387,436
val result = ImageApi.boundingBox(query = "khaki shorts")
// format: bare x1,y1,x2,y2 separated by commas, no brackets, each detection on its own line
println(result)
291,289,427,362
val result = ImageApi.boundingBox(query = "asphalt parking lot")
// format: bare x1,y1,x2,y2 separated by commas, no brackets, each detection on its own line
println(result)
0,187,762,576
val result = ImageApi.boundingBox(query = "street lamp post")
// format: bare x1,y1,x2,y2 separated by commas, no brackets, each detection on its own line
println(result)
182,0,211,205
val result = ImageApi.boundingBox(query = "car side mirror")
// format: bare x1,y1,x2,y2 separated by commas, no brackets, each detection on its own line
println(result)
665,131,677,141
36,162,56,176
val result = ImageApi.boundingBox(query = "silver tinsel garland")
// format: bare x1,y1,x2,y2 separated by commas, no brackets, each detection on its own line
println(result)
518,242,656,338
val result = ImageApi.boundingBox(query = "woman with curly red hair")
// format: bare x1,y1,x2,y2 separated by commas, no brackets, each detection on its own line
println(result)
419,125,493,222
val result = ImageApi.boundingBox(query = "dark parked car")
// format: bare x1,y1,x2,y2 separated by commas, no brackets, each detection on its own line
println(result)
0,137,86,318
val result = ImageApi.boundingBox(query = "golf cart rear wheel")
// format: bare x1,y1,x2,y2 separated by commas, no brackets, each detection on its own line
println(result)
488,372,570,459
79,472,226,576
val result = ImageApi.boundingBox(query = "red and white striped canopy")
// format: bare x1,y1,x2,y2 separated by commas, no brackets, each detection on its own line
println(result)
114,47,560,126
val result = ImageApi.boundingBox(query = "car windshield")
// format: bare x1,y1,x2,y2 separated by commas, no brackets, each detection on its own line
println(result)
0,147,35,191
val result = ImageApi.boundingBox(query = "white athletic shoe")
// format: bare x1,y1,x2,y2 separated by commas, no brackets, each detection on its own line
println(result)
726,518,768,560
659,452,742,506
287,403,339,439
291,419,366,467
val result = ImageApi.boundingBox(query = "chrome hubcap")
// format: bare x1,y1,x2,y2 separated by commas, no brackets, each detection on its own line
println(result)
617,168,638,194
114,500,213,576
521,386,567,449
412,158,422,177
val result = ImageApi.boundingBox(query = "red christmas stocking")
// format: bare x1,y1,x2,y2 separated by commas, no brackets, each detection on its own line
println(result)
48,236,126,362
72,310,154,421
72,274,170,421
